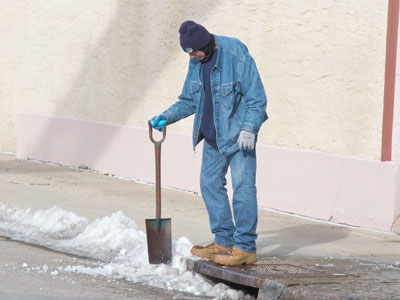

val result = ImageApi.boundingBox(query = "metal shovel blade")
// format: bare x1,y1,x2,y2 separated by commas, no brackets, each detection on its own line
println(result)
145,218,172,264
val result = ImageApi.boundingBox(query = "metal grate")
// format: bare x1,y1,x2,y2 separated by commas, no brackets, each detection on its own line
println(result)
191,261,337,288
252,264,322,276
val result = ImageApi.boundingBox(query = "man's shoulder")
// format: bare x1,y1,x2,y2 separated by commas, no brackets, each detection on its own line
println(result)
215,35,249,58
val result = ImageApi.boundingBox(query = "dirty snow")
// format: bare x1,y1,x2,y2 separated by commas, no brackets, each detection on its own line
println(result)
0,202,252,299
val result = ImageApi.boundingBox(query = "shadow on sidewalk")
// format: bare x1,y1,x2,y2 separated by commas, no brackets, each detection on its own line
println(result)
257,223,350,256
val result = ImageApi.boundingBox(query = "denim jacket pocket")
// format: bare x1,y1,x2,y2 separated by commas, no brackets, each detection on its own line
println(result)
190,81,201,93
190,81,202,104
220,83,234,110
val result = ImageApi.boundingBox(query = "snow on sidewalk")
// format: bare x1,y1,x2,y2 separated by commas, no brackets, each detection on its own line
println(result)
0,202,251,300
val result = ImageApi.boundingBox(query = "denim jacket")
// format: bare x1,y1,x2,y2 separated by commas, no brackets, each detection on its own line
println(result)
163,35,268,155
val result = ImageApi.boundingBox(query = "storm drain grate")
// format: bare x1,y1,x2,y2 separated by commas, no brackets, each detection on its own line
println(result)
253,264,323,276
191,261,334,288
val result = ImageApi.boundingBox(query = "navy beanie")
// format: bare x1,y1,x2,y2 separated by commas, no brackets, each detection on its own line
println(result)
179,21,211,52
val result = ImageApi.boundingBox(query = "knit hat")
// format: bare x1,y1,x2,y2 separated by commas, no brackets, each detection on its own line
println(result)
179,21,211,53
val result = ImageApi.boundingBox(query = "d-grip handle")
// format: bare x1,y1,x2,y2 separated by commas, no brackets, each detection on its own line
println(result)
148,121,167,144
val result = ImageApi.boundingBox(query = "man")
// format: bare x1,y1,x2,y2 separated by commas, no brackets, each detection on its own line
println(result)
151,21,267,265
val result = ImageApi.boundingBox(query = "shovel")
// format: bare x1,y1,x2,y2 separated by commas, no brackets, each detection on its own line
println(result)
145,120,172,264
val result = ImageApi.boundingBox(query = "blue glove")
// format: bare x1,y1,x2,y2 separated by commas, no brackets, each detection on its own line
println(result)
150,115,167,131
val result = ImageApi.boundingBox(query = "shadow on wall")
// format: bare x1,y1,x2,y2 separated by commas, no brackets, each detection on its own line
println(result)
29,1,218,168
257,224,350,256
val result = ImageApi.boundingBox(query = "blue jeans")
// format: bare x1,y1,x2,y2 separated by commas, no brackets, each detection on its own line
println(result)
200,141,258,253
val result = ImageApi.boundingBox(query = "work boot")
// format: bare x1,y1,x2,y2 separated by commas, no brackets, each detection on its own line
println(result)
213,247,257,265
190,242,231,259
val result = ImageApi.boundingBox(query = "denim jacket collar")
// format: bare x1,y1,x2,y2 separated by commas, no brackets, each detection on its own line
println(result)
214,35,223,71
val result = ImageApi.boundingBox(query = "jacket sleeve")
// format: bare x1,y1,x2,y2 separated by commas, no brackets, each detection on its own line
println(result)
162,64,196,125
235,54,268,134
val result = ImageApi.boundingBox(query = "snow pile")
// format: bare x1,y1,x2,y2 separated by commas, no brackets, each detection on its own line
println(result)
0,203,87,241
0,202,252,299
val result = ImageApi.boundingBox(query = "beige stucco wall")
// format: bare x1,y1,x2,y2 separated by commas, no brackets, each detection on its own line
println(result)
0,0,388,159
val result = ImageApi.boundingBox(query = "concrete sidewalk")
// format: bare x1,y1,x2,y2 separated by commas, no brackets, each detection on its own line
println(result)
0,153,400,299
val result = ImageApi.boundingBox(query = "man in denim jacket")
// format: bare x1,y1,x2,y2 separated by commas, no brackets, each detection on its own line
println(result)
151,21,267,265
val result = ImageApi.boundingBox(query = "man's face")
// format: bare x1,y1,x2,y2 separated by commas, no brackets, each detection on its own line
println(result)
189,50,206,61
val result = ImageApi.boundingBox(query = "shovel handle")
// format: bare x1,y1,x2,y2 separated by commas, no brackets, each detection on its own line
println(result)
148,121,166,223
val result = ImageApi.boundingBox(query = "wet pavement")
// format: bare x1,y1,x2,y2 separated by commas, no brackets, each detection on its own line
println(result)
0,294,107,300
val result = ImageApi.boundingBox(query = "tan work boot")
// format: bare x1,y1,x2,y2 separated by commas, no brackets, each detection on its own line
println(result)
213,247,257,265
190,242,231,259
